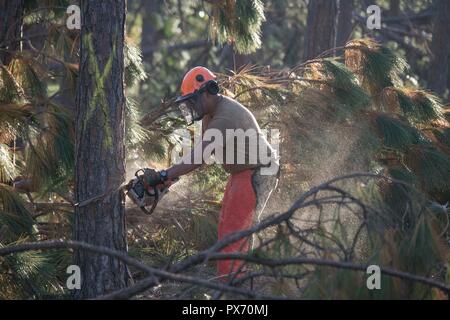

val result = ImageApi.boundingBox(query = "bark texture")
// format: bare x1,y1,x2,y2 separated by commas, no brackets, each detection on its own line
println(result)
428,0,450,97
74,0,128,299
303,0,338,61
0,0,24,65
336,0,354,47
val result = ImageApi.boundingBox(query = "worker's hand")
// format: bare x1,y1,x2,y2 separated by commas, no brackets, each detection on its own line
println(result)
161,178,174,188
156,169,175,188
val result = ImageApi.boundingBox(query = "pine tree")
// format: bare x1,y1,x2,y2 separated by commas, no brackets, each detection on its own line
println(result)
427,0,450,98
0,1,70,299
0,1,148,298
73,0,129,299
303,0,338,60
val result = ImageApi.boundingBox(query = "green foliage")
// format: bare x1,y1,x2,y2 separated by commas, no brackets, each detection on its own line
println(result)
25,104,74,191
9,56,47,99
374,114,425,151
0,243,64,299
259,38,450,299
345,39,408,97
302,185,448,299
125,42,148,87
190,212,219,250
0,184,35,240
407,145,450,196
192,165,227,200
0,144,17,182
430,128,450,149
210,0,266,54
385,88,443,124
0,104,33,127
0,66,24,104
125,97,150,149
0,184,65,299
322,59,371,114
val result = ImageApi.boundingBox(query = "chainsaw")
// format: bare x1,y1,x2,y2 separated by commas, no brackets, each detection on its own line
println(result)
74,168,176,215
124,168,178,215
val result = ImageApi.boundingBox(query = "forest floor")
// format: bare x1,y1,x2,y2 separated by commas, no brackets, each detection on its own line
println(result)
124,186,221,299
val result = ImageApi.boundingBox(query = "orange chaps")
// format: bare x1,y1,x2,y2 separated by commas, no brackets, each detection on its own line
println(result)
217,167,278,280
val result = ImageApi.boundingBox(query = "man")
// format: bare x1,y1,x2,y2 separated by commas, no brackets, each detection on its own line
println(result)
146,66,280,280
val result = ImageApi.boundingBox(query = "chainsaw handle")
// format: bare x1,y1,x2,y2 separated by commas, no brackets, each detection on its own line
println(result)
139,206,153,215
142,178,180,215
140,185,159,215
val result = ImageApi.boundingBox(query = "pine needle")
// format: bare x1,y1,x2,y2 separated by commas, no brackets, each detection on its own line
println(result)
124,41,147,87
382,87,444,124
407,145,450,195
345,39,408,97
374,114,426,151
209,0,265,54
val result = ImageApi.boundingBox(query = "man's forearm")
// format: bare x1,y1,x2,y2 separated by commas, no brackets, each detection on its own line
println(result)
166,140,211,179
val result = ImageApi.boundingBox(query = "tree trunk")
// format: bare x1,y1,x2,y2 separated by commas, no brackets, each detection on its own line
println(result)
303,0,338,61
336,0,354,47
0,0,24,65
388,0,400,17
74,0,128,299
427,0,450,98
141,0,163,67
231,46,251,71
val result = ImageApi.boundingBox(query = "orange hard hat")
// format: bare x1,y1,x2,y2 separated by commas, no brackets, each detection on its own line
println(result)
175,66,217,103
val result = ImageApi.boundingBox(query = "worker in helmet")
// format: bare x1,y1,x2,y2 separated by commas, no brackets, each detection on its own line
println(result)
145,66,280,280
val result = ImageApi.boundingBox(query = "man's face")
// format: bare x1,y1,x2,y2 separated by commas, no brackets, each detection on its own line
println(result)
185,99,197,112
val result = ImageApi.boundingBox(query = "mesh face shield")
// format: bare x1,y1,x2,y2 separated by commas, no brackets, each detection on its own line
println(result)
177,95,204,125
178,101,194,125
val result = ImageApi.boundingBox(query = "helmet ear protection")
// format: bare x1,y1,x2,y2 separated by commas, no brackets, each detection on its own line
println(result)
195,74,220,95
204,80,220,95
